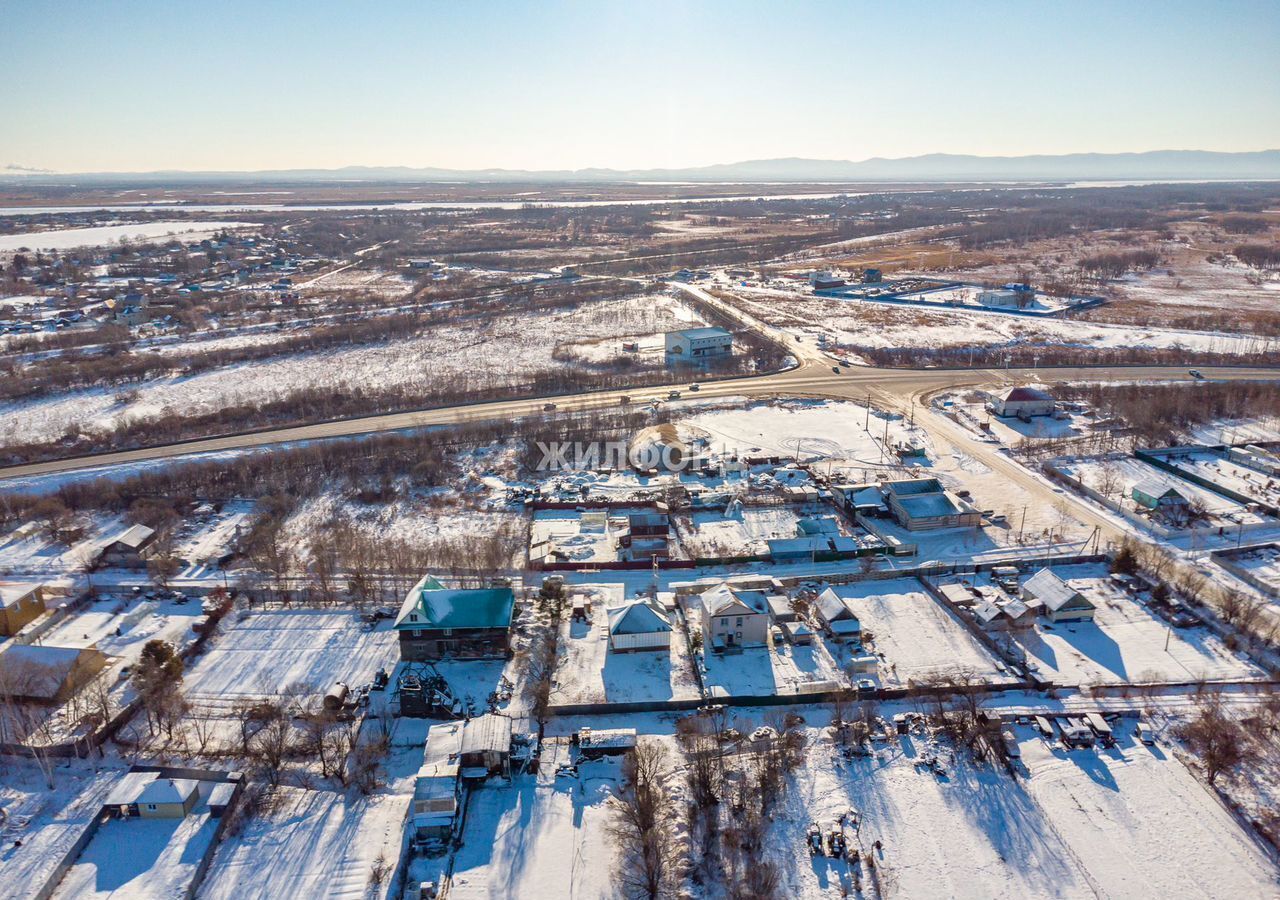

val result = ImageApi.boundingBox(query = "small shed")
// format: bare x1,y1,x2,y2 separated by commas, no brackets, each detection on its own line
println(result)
1131,481,1190,513
578,727,637,757
460,714,513,779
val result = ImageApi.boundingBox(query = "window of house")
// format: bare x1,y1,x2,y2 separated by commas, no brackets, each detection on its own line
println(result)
147,804,156,810
720,617,728,626
736,617,743,626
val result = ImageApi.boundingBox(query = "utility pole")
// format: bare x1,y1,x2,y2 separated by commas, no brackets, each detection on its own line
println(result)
865,392,871,430
1018,505,1027,543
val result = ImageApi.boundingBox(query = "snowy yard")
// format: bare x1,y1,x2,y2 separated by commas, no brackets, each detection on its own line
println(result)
182,610,397,701
40,594,202,664
552,584,700,705
0,767,118,900
768,719,1279,899
723,285,1277,358
54,803,219,899
682,505,804,557
445,743,622,900
825,579,1008,687
1017,722,1279,898
198,784,409,900
1005,569,1262,686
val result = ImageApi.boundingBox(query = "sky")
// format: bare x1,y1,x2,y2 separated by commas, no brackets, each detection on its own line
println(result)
3,0,1279,173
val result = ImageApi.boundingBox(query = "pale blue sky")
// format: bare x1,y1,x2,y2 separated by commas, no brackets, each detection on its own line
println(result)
3,0,1278,172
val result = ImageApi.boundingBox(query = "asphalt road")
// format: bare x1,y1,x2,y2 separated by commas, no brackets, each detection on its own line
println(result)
2,354,1278,484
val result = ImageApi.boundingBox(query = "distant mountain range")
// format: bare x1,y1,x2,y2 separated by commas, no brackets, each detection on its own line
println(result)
6,150,1280,184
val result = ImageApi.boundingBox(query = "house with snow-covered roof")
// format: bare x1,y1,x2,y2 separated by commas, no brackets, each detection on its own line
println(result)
607,599,673,652
815,588,862,642
395,575,516,661
1022,568,1095,623
699,581,769,650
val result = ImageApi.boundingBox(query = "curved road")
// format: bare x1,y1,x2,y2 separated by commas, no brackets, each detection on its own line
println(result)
1,355,1278,483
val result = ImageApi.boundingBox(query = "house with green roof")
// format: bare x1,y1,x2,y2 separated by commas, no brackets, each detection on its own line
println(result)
395,575,516,660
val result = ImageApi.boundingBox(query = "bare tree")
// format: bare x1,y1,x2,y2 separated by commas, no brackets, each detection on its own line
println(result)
609,740,682,900
1178,697,1256,786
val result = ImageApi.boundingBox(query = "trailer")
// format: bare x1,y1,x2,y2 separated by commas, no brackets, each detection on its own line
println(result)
1084,712,1114,745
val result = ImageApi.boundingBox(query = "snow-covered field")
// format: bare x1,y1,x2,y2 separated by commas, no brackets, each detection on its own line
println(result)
1016,721,1279,898
771,718,1279,899
681,399,904,465
1152,450,1280,510
199,784,409,900
0,221,258,252
1006,567,1261,685
722,285,1277,358
1223,544,1280,594
182,611,398,701
0,291,704,447
683,505,804,557
825,578,1008,686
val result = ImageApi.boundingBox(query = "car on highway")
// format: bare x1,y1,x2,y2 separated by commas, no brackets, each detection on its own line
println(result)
689,383,700,391
668,390,682,400
1188,369,1204,379
831,366,841,374
542,402,557,411
839,359,852,367
619,395,630,404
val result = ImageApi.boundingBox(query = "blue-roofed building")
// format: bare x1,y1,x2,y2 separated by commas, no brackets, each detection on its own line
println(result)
395,575,516,660
665,326,733,365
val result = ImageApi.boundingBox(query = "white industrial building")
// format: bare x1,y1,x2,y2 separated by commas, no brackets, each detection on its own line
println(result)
664,327,732,365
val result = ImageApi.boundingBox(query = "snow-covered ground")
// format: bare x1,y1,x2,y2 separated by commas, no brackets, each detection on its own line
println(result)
721,285,1278,358
0,221,258,252
825,578,1009,686
182,611,398,702
1153,450,1280,510
444,741,621,900
553,583,701,704
1222,544,1280,595
0,291,703,447
1016,720,1279,898
199,784,408,900
1006,566,1261,685
1057,456,1269,528
0,767,118,900
53,802,219,899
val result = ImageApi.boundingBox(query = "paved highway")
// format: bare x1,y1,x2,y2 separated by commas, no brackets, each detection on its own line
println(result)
1,354,1277,484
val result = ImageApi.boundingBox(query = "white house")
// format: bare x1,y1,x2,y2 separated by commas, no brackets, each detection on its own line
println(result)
1022,568,1096,623
700,582,770,650
607,599,673,652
